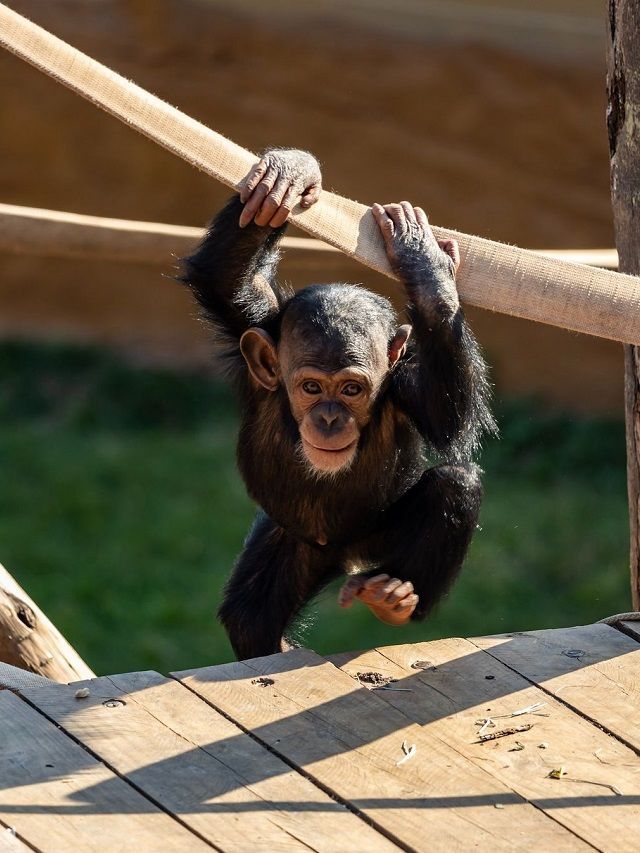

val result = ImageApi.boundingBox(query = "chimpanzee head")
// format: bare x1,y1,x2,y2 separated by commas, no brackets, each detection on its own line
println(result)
239,284,411,475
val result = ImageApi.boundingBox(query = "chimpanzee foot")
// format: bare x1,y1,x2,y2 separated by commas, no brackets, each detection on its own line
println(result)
338,573,419,626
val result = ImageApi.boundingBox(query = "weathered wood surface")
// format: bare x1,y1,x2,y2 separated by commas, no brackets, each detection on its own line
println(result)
2,620,639,852
620,618,640,641
0,563,94,682
0,829,30,852
23,670,394,852
608,0,640,609
331,636,640,852
0,202,619,270
474,623,640,752
175,651,587,851
0,690,209,852
0,662,53,691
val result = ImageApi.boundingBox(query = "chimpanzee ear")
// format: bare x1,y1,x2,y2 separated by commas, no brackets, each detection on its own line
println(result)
389,324,412,366
239,328,279,390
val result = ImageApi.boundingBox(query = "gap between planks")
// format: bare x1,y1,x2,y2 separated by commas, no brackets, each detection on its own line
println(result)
470,623,640,759
174,649,594,852
0,690,212,853
18,670,396,853
329,632,640,853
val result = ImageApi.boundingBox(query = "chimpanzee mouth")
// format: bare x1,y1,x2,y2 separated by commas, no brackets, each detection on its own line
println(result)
299,437,358,477
302,438,358,454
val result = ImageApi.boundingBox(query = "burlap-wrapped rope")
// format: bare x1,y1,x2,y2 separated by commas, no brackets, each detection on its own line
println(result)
1,2,639,344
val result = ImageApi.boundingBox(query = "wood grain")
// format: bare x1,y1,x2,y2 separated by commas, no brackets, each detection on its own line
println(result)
0,828,31,852
608,0,640,608
175,649,588,852
473,624,640,752
0,690,208,852
332,636,640,851
0,563,94,682
24,670,395,852
620,619,640,641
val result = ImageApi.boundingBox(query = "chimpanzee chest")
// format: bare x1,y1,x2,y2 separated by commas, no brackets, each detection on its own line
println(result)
239,413,424,546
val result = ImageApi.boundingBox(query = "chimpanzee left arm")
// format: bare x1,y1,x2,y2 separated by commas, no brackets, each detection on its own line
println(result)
373,202,495,461
180,148,322,374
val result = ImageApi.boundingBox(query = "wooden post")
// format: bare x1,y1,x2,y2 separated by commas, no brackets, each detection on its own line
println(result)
0,563,94,682
607,0,640,608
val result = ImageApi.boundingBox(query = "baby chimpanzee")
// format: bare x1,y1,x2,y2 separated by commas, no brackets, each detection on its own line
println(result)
182,148,494,660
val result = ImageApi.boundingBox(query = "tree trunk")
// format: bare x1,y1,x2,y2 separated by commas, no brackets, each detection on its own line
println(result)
607,0,640,608
0,563,94,682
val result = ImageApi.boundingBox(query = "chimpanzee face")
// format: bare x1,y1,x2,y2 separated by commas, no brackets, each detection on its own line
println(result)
283,363,374,474
239,318,410,475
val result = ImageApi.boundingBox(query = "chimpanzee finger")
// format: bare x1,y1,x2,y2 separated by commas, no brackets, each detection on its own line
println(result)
268,184,301,228
386,580,414,605
383,203,408,235
254,176,290,227
301,182,322,208
380,578,403,600
394,593,419,612
414,206,441,249
239,159,268,204
438,238,461,271
362,573,390,589
414,206,429,230
400,201,418,230
337,577,364,608
372,203,395,243
239,167,277,228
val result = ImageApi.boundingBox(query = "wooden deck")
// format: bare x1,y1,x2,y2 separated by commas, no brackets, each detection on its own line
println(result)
1,620,640,852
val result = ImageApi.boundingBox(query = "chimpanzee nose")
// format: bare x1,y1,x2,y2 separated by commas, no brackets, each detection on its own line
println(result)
320,410,339,428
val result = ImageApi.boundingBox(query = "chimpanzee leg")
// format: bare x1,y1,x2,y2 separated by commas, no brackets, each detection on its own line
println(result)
356,464,482,619
218,513,338,660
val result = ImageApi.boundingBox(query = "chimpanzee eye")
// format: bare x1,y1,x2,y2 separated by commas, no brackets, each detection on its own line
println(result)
342,382,363,397
302,380,322,395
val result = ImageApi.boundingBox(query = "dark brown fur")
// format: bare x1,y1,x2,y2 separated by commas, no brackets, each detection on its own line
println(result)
181,195,494,659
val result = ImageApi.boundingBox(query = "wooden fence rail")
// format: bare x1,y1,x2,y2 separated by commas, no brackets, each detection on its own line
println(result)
0,202,619,270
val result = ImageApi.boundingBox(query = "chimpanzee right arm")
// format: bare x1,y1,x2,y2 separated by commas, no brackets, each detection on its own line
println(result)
180,148,322,373
181,194,287,369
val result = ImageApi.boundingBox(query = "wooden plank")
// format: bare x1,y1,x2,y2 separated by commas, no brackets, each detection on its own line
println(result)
175,650,589,852
0,828,31,852
472,624,640,752
331,637,640,852
620,620,640,642
0,690,208,853
0,663,51,691
23,671,395,852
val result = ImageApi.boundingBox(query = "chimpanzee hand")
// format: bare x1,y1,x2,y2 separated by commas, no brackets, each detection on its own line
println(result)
372,201,461,318
239,148,322,228
338,573,419,626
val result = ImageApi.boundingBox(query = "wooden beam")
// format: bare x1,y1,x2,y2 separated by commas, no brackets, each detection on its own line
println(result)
0,202,335,266
0,563,94,682
0,202,618,269
607,0,640,609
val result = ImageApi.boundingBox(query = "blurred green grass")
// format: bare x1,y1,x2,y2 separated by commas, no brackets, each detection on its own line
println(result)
0,341,630,674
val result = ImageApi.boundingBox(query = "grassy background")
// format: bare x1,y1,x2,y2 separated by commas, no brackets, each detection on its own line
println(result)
0,341,630,675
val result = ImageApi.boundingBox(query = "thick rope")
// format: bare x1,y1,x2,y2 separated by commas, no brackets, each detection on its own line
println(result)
1,3,640,344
